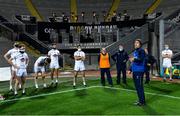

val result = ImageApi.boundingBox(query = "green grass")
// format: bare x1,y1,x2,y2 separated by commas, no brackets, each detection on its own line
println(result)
0,77,180,115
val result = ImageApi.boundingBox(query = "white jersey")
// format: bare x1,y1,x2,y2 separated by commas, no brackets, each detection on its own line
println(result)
74,50,85,71
48,49,60,64
34,56,47,67
162,49,173,68
6,48,19,64
13,52,29,69
74,51,85,64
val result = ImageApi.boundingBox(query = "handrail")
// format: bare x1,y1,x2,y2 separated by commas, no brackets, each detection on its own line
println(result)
106,24,149,55
172,52,180,60
24,0,43,21
145,0,162,14
105,0,121,22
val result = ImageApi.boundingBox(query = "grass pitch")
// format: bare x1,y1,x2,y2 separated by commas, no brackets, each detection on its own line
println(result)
0,77,180,115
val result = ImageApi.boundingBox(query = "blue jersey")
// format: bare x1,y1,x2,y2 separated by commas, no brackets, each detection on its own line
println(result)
131,48,146,72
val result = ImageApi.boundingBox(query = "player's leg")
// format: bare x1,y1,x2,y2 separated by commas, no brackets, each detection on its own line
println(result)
163,67,167,82
50,63,55,85
41,67,47,88
42,72,47,88
55,68,59,84
14,78,20,95
21,69,28,94
73,71,78,87
169,67,173,81
34,72,39,89
34,66,40,89
14,69,22,95
81,71,86,86
55,63,60,85
79,64,86,86
9,67,14,91
73,64,79,87
13,67,22,90
50,68,55,85
21,76,26,94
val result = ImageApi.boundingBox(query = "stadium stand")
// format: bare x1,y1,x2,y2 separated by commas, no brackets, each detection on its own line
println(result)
0,0,180,71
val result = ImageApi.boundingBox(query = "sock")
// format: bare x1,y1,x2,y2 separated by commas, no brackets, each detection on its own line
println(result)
73,82,76,86
9,85,12,90
35,84,38,88
83,81,86,85
19,84,22,89
43,83,47,88
14,91,17,95
22,89,25,94
83,77,86,85
55,79,58,83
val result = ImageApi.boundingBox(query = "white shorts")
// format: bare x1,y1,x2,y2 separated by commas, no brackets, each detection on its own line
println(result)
50,63,59,69
16,68,27,77
34,66,45,73
74,64,85,71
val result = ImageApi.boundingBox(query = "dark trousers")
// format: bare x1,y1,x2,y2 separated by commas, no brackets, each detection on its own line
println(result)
133,72,145,104
145,70,150,83
100,68,113,86
117,68,127,84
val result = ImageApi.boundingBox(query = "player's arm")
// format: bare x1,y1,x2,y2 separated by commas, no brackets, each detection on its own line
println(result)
162,51,167,58
168,51,173,58
26,55,29,67
8,57,18,69
74,52,82,60
4,52,10,62
47,51,51,58
58,50,61,56
81,53,85,61
74,56,82,60
26,57,29,67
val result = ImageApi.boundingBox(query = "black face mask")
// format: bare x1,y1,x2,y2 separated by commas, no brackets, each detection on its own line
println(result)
20,51,24,54
14,45,19,48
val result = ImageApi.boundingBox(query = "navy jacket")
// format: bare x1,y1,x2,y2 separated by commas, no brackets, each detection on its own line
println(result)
131,48,146,72
111,50,129,69
145,53,156,71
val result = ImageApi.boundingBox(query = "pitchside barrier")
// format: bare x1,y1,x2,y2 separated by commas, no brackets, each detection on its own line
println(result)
172,63,180,79
0,67,11,81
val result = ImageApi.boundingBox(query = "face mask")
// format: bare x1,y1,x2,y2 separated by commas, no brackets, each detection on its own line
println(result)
14,45,19,48
119,48,123,51
20,51,24,54
102,51,106,54
165,47,169,50
78,49,81,51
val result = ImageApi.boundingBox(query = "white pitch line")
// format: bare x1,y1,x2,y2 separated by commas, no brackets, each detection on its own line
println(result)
1,85,180,103
101,86,180,100
0,86,99,103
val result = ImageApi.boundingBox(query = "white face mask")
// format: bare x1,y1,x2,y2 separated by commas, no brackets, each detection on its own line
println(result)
119,47,123,51
165,47,169,50
78,48,81,51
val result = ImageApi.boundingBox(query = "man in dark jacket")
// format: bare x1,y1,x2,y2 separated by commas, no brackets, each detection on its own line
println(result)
144,48,156,84
112,45,129,84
